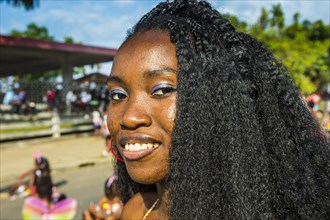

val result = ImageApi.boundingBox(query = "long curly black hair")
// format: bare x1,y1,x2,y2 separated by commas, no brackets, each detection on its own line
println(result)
113,0,330,219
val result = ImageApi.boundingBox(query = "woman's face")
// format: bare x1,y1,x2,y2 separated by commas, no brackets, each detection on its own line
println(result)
107,30,177,184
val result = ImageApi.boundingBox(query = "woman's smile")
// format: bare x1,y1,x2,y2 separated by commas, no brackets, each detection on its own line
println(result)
122,144,160,161
119,134,161,160
107,29,177,184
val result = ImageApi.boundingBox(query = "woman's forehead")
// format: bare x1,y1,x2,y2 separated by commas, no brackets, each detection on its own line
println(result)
121,29,172,51
110,30,177,77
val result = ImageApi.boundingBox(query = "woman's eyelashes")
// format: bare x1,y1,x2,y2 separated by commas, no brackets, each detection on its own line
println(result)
151,83,177,97
109,89,127,101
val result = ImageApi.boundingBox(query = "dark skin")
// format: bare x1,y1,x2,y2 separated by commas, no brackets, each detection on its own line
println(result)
107,29,177,219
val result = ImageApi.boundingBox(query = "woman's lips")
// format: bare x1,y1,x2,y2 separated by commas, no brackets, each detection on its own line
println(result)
122,143,160,161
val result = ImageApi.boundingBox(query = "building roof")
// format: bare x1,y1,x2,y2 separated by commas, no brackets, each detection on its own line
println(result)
0,35,117,76
75,72,108,84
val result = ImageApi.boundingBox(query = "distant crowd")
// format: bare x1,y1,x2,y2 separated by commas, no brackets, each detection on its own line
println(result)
1,84,110,117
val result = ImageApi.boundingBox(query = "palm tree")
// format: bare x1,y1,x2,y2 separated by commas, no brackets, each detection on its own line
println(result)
270,4,285,30
259,7,269,30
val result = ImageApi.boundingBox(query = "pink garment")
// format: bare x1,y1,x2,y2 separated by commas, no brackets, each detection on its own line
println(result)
306,94,320,104
102,114,110,136
22,196,77,220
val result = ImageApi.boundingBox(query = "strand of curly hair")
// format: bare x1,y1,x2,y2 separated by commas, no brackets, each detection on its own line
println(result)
113,0,330,219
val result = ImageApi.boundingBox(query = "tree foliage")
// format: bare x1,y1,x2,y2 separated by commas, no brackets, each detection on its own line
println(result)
230,4,329,94
1,0,38,10
9,23,85,81
10,23,54,41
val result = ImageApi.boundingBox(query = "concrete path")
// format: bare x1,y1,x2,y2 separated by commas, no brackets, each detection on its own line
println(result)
0,134,114,185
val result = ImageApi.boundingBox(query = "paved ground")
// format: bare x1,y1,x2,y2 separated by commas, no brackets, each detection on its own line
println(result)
0,133,114,185
1,162,113,220
0,134,117,219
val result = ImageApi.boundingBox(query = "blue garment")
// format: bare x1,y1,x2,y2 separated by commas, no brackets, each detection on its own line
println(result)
2,90,15,104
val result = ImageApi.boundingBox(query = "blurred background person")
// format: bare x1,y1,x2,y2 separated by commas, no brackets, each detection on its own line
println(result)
46,88,56,112
101,110,111,156
65,90,77,115
92,107,102,136
83,174,122,220
9,151,51,199
22,175,77,220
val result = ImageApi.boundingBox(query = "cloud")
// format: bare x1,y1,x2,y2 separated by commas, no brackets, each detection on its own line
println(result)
214,0,329,25
30,1,144,48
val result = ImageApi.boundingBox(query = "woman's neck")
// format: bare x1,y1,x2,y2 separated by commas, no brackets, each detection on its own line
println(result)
155,182,169,219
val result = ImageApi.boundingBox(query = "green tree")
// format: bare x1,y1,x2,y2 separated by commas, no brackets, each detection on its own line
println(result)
1,0,38,10
63,36,82,44
10,23,54,41
249,5,329,94
285,12,302,39
267,35,329,93
249,7,270,38
9,23,85,81
308,20,330,41
259,7,269,31
270,4,285,31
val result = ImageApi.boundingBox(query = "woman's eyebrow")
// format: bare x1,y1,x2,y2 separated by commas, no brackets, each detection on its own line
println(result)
106,75,123,84
143,67,177,79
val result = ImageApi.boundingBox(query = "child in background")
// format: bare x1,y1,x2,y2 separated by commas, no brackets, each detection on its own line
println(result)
101,111,111,156
92,108,102,136
9,151,51,199
83,175,123,220
22,175,77,220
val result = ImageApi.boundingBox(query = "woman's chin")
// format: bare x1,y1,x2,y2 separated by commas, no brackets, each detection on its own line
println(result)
127,166,167,185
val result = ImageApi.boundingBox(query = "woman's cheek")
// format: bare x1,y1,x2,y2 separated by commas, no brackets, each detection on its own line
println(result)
166,104,176,131
166,104,175,120
107,111,116,135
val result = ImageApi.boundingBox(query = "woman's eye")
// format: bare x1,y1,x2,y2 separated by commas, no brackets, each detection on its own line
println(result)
151,84,177,97
109,89,127,101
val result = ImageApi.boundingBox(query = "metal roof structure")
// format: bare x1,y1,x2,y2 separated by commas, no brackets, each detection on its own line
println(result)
0,35,117,80
75,72,108,84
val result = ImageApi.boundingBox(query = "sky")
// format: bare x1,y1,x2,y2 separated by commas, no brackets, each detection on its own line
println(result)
1,0,329,75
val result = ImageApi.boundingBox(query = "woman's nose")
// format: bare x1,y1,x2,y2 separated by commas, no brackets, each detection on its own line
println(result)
120,98,152,130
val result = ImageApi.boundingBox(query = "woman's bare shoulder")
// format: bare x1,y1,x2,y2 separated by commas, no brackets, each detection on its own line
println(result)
120,192,157,220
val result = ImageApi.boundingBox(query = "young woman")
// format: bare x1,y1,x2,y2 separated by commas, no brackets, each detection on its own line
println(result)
107,0,330,219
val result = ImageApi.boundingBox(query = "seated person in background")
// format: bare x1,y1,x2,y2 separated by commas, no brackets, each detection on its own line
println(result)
92,108,102,136
83,174,123,220
9,87,22,114
9,152,51,198
22,175,77,220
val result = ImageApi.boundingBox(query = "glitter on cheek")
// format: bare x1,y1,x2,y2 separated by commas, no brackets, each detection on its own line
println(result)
166,105,176,121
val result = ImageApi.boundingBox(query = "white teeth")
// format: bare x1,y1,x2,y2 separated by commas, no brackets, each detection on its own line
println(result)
124,143,160,151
